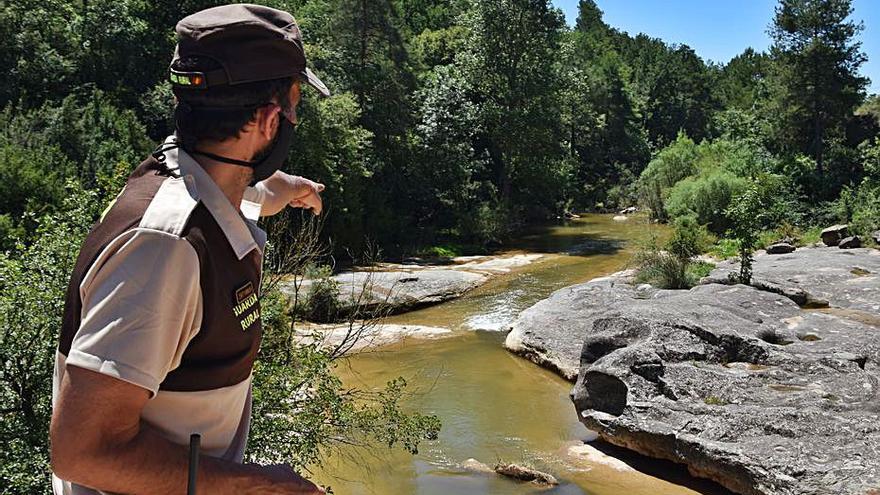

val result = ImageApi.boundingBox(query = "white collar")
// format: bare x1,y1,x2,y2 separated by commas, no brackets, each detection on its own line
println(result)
163,136,266,260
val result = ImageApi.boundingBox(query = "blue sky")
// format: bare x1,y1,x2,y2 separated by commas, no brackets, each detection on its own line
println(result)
552,0,880,94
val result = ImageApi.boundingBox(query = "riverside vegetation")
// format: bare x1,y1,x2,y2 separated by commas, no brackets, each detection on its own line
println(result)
2,0,880,493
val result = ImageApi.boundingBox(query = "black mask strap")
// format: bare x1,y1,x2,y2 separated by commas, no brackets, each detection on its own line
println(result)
188,149,256,167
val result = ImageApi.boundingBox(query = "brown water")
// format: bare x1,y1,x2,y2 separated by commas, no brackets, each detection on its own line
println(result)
313,214,730,495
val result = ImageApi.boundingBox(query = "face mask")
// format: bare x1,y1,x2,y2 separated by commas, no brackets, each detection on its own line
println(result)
184,116,295,185
249,118,295,184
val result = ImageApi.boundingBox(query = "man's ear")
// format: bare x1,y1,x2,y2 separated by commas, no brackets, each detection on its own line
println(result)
256,104,282,141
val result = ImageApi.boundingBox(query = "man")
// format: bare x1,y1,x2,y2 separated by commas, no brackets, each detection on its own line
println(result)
49,5,327,494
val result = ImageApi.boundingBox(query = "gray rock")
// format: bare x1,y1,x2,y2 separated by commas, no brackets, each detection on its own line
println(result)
765,242,796,254
704,247,880,312
872,230,880,244
820,224,848,246
494,463,558,486
839,235,862,249
561,283,880,495
505,272,639,381
279,269,488,317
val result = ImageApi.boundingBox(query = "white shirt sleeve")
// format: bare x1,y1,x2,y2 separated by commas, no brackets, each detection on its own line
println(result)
65,228,203,396
241,184,267,220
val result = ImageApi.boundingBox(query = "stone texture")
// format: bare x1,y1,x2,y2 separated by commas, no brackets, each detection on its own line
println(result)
505,272,636,381
507,247,880,494
494,463,558,486
567,283,880,495
820,224,849,246
765,242,796,254
872,230,880,244
300,323,452,353
280,269,489,315
704,246,880,312
839,236,862,249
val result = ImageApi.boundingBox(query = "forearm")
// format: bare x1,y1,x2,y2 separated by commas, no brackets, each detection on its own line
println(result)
55,421,270,495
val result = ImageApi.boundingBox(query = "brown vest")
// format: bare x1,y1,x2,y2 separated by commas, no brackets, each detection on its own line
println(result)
59,156,262,392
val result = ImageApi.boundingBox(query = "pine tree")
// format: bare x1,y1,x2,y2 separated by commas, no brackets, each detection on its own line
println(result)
769,0,868,186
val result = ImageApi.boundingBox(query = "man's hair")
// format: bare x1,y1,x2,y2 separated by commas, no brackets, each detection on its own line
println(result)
171,56,294,149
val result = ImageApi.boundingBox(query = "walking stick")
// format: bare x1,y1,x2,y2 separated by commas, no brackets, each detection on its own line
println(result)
187,433,200,495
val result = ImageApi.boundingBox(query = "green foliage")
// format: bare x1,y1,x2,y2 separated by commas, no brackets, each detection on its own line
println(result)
725,176,784,284
768,0,868,197
634,216,711,289
1,184,102,495
298,265,343,323
665,170,748,234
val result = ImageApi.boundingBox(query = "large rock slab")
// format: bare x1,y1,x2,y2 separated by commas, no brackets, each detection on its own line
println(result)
565,283,880,495
704,247,880,312
280,269,489,316
505,271,637,380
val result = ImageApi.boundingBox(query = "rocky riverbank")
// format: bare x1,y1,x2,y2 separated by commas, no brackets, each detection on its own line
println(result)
505,246,880,495
278,253,543,317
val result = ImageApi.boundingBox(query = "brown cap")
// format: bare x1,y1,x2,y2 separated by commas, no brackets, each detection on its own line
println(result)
170,4,329,97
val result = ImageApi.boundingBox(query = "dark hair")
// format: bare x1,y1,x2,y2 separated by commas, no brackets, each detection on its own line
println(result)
171,56,294,149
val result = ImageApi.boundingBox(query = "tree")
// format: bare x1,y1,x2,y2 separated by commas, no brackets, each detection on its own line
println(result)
457,0,570,216
769,0,868,190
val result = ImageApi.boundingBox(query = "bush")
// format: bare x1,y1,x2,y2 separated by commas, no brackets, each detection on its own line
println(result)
725,176,782,284
665,170,747,234
634,216,712,289
298,265,343,323
1,183,101,494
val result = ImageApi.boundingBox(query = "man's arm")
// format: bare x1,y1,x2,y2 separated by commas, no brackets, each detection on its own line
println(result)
249,171,325,217
51,365,322,495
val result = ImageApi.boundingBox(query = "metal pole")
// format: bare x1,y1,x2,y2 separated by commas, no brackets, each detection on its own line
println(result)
187,433,200,495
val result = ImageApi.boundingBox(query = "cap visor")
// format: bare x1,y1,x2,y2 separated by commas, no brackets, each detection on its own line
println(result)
303,67,330,97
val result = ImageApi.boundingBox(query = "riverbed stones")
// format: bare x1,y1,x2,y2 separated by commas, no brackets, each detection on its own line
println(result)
839,235,862,249
552,282,880,495
765,242,796,254
872,230,880,244
704,246,880,312
298,323,452,352
820,224,849,246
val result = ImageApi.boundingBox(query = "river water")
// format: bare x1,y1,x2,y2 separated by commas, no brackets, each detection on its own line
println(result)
312,214,730,495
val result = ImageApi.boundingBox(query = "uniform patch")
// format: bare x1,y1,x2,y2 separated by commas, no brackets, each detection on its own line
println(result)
235,281,255,304
233,281,260,331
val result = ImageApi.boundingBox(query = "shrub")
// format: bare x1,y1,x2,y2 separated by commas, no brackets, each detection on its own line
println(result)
634,216,712,289
1,183,101,494
299,265,343,323
725,176,781,284
665,170,747,234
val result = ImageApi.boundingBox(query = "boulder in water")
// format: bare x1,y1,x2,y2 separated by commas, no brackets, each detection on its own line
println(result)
494,463,558,486
872,230,880,244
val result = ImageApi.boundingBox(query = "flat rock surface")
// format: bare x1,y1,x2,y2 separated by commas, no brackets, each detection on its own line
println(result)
505,271,636,381
507,246,880,494
280,269,489,315
299,323,452,353
567,283,880,495
705,246,880,312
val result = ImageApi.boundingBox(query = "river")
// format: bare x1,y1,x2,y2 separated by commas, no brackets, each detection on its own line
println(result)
313,214,732,495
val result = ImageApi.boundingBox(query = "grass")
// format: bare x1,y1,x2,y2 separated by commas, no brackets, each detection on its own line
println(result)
706,225,826,259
